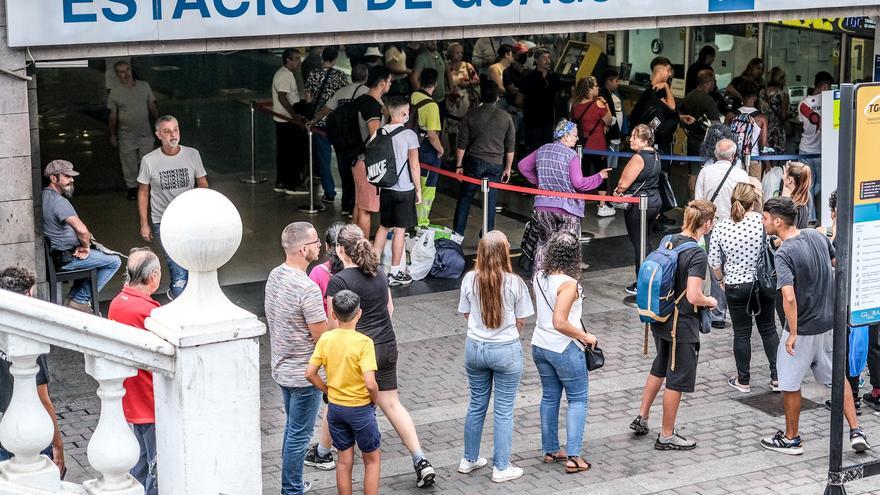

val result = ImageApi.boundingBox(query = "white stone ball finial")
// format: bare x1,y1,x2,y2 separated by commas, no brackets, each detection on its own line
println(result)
159,189,242,273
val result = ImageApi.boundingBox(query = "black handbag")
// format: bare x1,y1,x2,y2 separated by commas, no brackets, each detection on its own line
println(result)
658,171,677,212
579,320,604,370
754,232,778,299
518,211,539,271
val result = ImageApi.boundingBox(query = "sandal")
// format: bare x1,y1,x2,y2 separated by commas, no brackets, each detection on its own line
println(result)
542,452,567,463
564,456,592,474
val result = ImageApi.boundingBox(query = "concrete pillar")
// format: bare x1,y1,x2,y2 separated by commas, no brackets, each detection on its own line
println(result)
0,16,35,275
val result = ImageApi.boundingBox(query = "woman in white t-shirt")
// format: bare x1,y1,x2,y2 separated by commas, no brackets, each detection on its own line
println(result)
531,231,597,474
457,231,534,483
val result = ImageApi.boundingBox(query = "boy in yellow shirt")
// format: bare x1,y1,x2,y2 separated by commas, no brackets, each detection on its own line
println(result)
306,290,381,495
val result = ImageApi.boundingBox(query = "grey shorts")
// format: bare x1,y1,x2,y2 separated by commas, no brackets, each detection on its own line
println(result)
776,330,833,392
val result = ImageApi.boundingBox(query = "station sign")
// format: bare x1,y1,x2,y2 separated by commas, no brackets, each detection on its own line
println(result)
4,0,879,47
850,83,880,326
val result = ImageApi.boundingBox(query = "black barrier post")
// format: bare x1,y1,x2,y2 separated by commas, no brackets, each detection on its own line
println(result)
825,83,853,495
241,101,267,185
298,129,325,214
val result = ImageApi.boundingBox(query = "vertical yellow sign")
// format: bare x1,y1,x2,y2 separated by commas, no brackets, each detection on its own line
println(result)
851,84,880,326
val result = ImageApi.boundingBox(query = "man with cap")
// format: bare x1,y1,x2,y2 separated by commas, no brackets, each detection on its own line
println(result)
41,160,122,312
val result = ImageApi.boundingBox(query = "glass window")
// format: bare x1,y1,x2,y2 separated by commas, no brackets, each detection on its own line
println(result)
765,25,840,89
628,27,686,84
848,37,875,83
691,25,759,92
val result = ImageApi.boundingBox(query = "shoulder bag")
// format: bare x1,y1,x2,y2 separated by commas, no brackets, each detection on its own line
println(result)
534,276,604,371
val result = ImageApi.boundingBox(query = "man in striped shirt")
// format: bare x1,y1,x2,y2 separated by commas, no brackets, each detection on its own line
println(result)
265,222,330,495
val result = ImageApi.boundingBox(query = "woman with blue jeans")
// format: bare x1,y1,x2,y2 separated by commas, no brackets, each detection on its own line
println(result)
457,231,534,483
532,231,597,473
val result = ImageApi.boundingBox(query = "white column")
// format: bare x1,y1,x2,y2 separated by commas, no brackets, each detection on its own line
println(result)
82,356,142,495
147,189,266,495
0,334,59,490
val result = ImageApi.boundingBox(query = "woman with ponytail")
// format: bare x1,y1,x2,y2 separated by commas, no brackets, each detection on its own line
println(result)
326,224,436,487
708,183,780,393
782,162,815,228
457,231,533,482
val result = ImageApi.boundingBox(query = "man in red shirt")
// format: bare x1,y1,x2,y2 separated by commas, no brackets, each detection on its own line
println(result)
107,248,161,495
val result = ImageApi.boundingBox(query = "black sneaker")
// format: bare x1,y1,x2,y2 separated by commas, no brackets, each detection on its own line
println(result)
824,399,862,416
389,272,413,287
625,283,638,296
863,392,880,411
630,415,649,435
274,182,286,193
414,458,435,488
658,213,676,225
321,195,336,204
850,428,871,453
760,430,803,455
304,444,336,470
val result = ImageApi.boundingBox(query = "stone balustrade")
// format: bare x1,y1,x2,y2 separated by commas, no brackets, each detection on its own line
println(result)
0,189,266,494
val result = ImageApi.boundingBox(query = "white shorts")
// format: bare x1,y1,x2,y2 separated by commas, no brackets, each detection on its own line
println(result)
776,330,833,392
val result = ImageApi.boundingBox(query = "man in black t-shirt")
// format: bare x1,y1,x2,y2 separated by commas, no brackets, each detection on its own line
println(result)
680,69,723,198
630,200,717,451
759,198,870,455
0,267,65,473
516,49,563,154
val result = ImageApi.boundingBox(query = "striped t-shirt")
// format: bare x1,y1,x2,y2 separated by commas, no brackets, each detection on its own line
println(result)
265,264,327,388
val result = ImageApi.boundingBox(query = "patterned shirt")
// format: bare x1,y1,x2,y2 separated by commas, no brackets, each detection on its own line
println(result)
708,211,764,285
265,264,327,388
304,67,348,127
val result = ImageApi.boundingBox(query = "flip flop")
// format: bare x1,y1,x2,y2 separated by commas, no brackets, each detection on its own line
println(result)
564,457,592,473
542,452,567,463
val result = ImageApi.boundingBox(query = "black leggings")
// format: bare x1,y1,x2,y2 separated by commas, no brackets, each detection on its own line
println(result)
726,283,779,385
624,197,661,277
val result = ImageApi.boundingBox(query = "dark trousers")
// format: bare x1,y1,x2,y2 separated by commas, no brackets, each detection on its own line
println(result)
623,195,661,276
524,125,553,156
452,157,503,235
726,283,779,385
275,121,307,188
336,151,356,212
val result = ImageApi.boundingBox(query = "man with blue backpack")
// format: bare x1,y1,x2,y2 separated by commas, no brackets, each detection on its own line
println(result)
630,200,718,450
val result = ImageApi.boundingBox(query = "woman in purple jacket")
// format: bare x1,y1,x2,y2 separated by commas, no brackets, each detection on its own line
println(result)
518,120,610,269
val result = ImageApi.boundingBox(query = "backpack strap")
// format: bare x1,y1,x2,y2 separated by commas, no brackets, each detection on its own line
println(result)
669,290,689,371
710,163,736,203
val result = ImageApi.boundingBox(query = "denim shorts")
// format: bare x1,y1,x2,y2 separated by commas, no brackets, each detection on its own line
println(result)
327,402,381,453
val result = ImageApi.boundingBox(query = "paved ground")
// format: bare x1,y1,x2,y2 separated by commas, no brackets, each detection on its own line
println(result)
45,263,880,495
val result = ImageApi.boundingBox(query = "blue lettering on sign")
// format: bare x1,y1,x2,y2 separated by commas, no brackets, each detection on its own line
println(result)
272,0,308,15
63,0,98,23
103,0,137,22
367,0,394,10
172,0,211,18
315,0,347,13
405,0,431,9
707,0,754,12
214,0,250,17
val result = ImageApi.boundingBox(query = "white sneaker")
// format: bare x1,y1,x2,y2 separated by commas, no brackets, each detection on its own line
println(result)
458,457,488,474
491,464,523,483
597,205,616,217
303,480,312,493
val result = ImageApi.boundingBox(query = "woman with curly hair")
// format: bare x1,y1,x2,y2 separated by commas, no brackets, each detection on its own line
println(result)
531,231,598,474
457,231,533,482
699,123,738,168
326,224,436,487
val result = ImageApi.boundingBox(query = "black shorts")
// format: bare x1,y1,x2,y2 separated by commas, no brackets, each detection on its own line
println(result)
649,334,700,393
374,340,399,391
379,189,417,229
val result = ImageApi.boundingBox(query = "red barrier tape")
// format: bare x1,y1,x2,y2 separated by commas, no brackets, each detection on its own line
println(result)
254,100,638,205
419,163,640,204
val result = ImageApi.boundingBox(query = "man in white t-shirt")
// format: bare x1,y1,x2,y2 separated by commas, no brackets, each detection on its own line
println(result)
272,48,309,195
370,96,422,287
137,115,209,300
798,71,834,205
695,139,749,328
108,60,159,200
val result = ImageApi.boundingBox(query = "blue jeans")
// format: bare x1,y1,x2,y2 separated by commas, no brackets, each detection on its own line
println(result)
130,423,158,495
463,338,523,470
0,444,53,461
313,132,335,199
280,386,323,495
532,342,589,457
418,141,440,187
151,224,188,299
452,157,503,235
61,250,121,305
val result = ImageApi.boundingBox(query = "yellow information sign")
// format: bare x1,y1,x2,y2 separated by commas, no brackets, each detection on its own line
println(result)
850,84,880,325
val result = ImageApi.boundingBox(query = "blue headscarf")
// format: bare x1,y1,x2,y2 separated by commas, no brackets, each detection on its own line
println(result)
554,120,577,141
